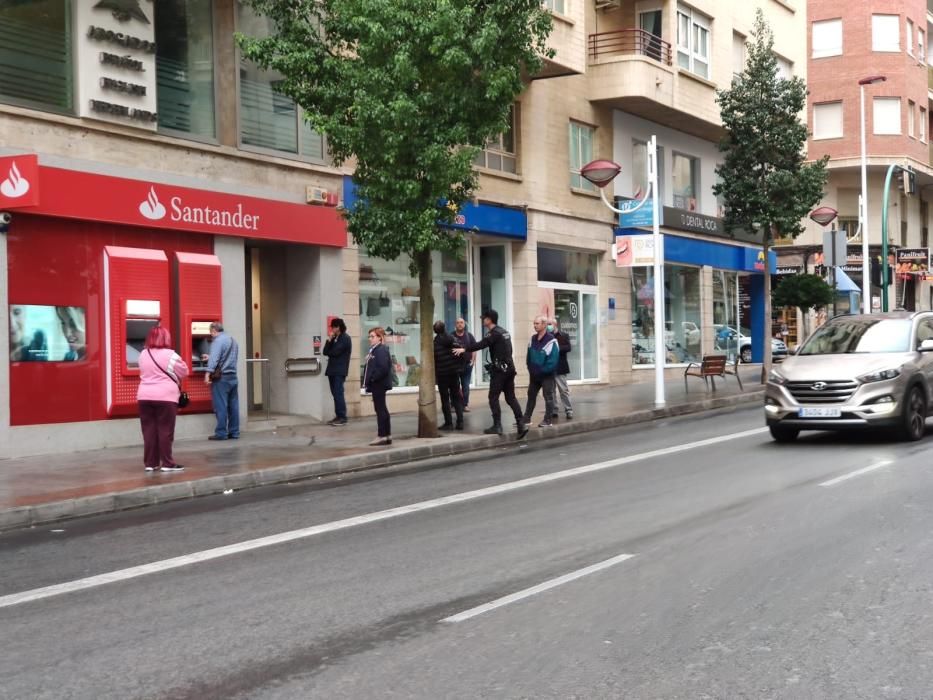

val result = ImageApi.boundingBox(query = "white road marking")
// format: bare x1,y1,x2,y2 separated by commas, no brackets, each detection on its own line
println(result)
441,553,636,623
0,426,767,610
819,460,894,487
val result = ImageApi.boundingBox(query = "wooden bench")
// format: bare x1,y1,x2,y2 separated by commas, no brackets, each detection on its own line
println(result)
684,354,743,391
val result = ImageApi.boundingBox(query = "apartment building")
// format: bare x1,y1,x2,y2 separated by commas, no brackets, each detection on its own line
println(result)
786,0,933,323
0,0,801,456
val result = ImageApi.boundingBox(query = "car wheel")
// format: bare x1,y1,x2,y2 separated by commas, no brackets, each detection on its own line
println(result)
899,386,926,442
740,346,752,364
769,424,799,442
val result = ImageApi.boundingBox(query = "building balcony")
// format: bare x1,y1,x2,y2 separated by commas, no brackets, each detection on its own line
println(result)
532,8,586,78
587,29,722,142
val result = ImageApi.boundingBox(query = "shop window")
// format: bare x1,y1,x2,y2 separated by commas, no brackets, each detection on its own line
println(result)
811,19,842,59
672,152,699,211
712,270,742,363
358,246,468,390
873,97,901,135
537,247,599,286
872,15,900,53
10,304,86,362
237,2,326,161
475,104,518,174
676,5,710,80
155,0,216,140
538,288,599,381
0,0,73,113
569,121,596,193
632,264,701,367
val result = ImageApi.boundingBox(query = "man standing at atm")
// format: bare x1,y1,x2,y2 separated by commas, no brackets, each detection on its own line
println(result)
202,321,240,440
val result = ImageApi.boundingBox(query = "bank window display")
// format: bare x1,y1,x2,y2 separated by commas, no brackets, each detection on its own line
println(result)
672,152,699,211
237,2,326,161
631,264,701,366
10,305,86,362
0,0,73,113
155,0,216,140
712,270,742,362
359,247,469,389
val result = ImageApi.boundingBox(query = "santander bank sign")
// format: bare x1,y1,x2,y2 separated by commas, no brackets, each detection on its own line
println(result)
138,186,261,231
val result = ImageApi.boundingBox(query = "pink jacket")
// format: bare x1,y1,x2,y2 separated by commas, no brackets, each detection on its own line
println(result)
137,348,189,403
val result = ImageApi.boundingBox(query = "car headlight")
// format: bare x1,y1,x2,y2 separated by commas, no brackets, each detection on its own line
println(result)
857,368,901,383
768,369,787,385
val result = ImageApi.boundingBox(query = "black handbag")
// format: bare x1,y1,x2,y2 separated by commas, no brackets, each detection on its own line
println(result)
147,349,189,408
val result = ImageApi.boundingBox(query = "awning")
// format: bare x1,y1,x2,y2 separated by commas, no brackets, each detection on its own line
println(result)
829,267,860,293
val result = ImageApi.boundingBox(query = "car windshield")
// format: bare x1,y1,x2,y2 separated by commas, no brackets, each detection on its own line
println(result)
799,318,912,355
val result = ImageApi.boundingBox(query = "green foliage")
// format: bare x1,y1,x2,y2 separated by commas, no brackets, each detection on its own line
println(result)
772,273,835,312
237,0,553,262
714,10,828,241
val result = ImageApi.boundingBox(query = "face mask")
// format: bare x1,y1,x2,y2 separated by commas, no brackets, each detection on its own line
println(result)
546,325,554,333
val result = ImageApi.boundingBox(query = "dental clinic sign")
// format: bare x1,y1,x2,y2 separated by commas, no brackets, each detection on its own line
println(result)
0,155,347,247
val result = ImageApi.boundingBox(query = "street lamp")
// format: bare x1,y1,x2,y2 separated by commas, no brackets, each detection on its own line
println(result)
809,206,839,316
858,74,886,313
582,135,665,407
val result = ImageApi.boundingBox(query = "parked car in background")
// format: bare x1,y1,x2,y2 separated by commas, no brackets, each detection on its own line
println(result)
714,325,788,363
765,312,933,442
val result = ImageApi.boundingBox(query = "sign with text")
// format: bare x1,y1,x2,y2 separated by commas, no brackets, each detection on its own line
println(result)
617,198,654,228
896,248,930,274
661,206,759,244
615,234,655,267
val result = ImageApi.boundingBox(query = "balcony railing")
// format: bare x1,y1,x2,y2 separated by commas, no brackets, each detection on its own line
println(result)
588,28,673,66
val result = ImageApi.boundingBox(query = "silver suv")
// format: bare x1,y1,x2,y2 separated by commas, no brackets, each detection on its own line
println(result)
765,312,933,442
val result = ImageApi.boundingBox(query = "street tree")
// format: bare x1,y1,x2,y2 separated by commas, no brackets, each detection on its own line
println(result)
714,9,828,382
238,0,553,437
772,273,835,340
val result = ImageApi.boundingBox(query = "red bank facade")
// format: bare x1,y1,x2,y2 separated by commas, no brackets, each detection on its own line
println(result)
1,153,347,457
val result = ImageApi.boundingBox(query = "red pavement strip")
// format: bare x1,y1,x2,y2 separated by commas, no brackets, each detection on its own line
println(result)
0,390,764,533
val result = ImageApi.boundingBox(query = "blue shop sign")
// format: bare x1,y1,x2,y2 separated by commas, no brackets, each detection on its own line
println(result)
615,228,776,273
617,198,654,228
343,176,527,240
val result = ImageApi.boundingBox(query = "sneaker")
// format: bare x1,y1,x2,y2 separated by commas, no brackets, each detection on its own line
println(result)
160,464,185,472
455,422,464,431
551,412,559,419
208,435,226,441
463,406,471,413
484,424,503,435
369,437,391,446
144,465,158,472
328,418,348,426
439,422,454,431
565,411,573,420
517,423,529,439
538,420,553,428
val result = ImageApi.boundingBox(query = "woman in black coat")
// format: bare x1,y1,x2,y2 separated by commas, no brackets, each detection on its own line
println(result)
363,327,393,445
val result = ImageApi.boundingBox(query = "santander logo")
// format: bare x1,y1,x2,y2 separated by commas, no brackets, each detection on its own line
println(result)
139,186,166,220
0,162,30,199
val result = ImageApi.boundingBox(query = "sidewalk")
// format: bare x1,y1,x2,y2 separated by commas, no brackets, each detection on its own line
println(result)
0,369,765,531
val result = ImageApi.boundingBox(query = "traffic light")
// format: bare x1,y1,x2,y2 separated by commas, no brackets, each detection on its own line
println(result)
902,168,917,196
871,255,893,287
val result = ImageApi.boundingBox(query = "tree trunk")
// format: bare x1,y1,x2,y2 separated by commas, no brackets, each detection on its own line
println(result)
760,229,773,385
416,248,438,438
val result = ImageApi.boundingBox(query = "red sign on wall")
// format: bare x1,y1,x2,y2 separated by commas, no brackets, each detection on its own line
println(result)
3,154,347,247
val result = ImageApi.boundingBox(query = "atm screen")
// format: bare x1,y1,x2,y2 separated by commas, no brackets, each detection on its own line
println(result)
191,336,211,371
126,318,159,369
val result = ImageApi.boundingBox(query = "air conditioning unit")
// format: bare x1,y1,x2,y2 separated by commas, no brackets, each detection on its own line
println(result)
595,0,621,10
306,186,329,205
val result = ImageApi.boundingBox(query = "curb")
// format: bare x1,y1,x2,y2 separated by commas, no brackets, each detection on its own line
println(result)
0,390,764,532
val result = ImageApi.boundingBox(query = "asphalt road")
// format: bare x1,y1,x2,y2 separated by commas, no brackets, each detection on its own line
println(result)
2,406,933,699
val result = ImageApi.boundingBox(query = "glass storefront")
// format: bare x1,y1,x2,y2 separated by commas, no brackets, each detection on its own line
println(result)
712,269,742,362
631,263,701,366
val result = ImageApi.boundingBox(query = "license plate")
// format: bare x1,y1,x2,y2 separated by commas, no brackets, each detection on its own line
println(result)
799,407,842,418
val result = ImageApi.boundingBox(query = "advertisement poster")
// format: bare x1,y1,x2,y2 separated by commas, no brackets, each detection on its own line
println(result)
615,235,655,267
10,305,86,362
896,248,930,275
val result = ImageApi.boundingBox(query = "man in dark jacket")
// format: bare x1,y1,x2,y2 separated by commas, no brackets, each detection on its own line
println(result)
550,317,573,420
433,320,464,430
322,317,352,426
453,309,527,437
523,315,559,427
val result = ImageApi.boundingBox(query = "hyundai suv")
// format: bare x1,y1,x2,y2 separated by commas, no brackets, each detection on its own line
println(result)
765,312,933,442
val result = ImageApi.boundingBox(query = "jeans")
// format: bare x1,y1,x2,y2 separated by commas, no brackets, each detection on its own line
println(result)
437,374,464,426
328,374,347,420
210,375,240,439
460,364,473,407
488,370,524,425
555,373,573,413
524,374,556,422
139,400,178,468
371,386,391,437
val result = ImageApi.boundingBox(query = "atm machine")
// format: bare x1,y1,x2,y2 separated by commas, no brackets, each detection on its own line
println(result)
174,252,223,413
103,246,172,417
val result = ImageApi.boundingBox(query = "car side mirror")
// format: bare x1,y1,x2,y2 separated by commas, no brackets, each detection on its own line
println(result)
920,339,933,352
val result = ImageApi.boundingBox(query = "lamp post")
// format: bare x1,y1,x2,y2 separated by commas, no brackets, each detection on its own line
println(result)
858,74,886,313
582,134,665,407
810,206,839,317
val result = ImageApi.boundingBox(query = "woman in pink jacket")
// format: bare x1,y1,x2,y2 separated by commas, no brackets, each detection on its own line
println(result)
137,325,189,472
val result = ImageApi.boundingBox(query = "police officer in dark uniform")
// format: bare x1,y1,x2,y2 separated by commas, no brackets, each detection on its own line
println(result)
453,309,528,437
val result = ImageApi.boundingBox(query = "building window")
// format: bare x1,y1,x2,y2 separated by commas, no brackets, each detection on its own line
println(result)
812,19,842,58
0,0,73,113
873,97,902,135
907,19,915,56
672,152,699,211
732,32,746,78
775,55,793,80
632,264,702,366
813,102,843,140
569,121,596,192
921,107,928,142
872,14,900,53
155,0,216,140
837,217,859,242
542,0,565,14
537,247,599,286
909,100,916,137
677,5,710,80
475,105,517,174
237,2,326,161
919,29,926,61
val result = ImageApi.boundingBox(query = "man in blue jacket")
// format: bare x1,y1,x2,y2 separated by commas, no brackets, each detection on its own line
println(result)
523,315,559,428
323,317,352,426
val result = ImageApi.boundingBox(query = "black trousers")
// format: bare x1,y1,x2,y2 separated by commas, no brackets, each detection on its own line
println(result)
437,374,464,425
488,370,524,425
371,386,391,437
524,374,556,422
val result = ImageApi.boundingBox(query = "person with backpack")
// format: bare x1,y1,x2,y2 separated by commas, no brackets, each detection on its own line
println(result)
433,320,464,430
523,315,559,428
